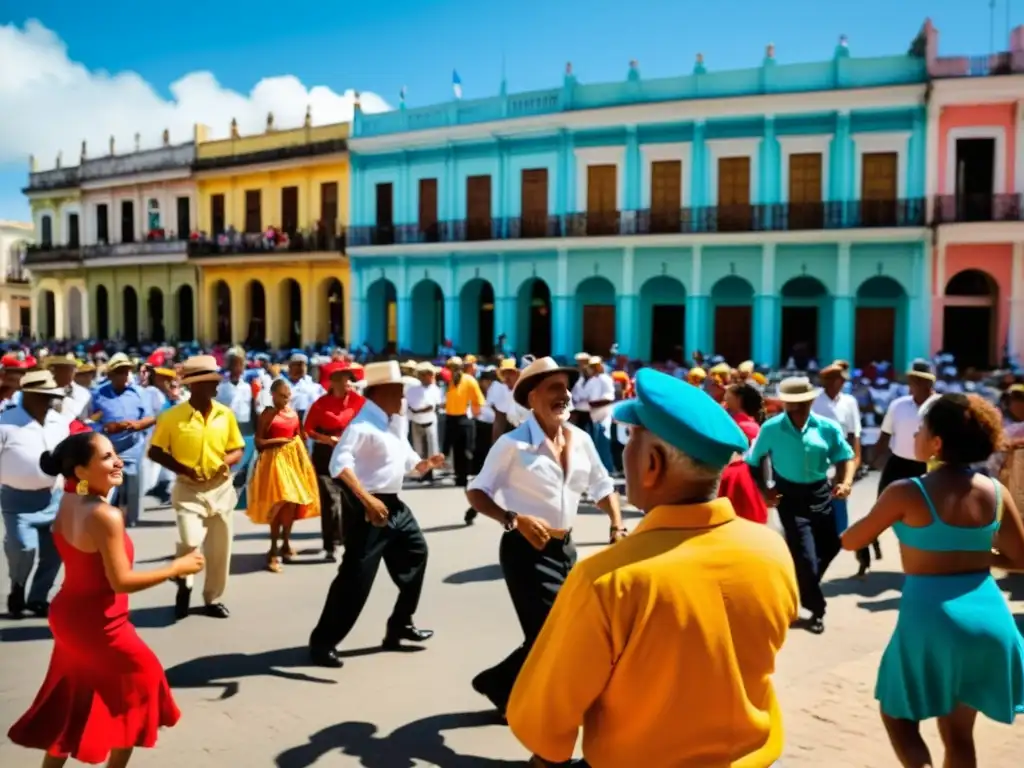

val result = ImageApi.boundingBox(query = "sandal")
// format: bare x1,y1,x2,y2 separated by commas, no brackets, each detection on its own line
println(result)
267,554,283,573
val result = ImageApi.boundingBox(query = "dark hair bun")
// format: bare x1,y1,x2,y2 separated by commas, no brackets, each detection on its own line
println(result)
39,450,62,478
38,433,97,479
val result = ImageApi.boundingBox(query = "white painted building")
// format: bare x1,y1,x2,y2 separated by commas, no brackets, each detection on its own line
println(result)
0,220,34,339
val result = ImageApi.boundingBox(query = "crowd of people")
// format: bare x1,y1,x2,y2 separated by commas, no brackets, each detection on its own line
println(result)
1,338,1024,767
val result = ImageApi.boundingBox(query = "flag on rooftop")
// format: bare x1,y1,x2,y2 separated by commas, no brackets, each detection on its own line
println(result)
452,70,462,100
399,85,407,104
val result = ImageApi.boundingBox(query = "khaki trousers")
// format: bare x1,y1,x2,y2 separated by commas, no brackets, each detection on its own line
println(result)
172,475,237,604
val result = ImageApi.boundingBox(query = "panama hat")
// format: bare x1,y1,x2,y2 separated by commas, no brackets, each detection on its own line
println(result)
179,355,223,386
446,356,464,368
363,361,403,390
19,370,66,397
777,376,822,403
512,356,580,408
43,352,78,368
106,352,135,371
498,358,518,371
415,361,438,374
820,359,851,379
907,358,936,381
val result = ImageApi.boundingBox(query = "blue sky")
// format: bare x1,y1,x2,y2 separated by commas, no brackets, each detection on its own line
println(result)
1,0,1020,222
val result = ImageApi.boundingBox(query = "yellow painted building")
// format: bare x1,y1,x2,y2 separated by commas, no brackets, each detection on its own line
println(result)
192,116,351,348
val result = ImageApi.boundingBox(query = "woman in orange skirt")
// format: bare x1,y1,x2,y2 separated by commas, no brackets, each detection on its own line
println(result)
247,379,320,572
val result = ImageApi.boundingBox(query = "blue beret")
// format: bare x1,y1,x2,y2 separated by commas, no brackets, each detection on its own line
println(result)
612,368,748,469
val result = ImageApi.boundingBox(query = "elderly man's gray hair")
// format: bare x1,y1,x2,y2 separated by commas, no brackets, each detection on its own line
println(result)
650,432,722,485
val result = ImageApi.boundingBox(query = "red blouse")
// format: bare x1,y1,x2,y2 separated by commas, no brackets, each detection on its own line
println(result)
718,412,767,524
304,391,366,436
266,410,301,440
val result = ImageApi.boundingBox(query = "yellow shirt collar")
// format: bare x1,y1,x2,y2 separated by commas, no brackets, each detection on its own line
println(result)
633,498,737,533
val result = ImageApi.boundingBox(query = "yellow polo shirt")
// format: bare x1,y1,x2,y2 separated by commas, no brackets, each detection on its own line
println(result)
507,499,799,768
150,400,245,479
444,375,484,416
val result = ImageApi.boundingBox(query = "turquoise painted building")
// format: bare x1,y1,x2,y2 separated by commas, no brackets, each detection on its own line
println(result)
347,41,932,368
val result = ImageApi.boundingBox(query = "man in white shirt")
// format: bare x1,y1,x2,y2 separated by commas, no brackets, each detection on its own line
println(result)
45,354,92,426
406,361,441,482
281,353,324,423
217,348,257,507
466,356,624,717
860,359,939,575
0,370,70,618
569,352,592,431
583,356,616,473
812,360,862,534
491,357,531,441
308,361,444,669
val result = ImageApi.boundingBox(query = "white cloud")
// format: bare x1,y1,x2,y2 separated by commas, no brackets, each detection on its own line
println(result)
0,20,391,169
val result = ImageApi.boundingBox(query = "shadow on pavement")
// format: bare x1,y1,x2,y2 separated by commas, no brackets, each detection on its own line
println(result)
233,530,321,543
275,710,522,768
133,519,177,529
423,523,472,534
821,570,905,600
0,623,52,642
443,564,503,585
165,646,337,700
0,605,177,642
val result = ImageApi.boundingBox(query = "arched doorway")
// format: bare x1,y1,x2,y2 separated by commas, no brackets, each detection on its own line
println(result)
365,279,397,353
96,286,110,339
459,279,495,356
710,276,754,364
855,277,907,368
575,277,616,356
39,290,56,339
516,278,552,357
943,269,997,369
246,280,267,348
325,278,344,345
176,286,195,342
640,276,686,363
148,287,165,342
213,281,231,344
67,286,83,339
779,276,828,366
123,286,139,342
279,279,302,348
410,279,444,355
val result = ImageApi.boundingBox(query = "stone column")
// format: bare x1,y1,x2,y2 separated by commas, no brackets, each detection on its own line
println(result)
753,243,776,365
348,265,363,349
444,295,460,351
54,283,67,340
615,246,637,356
685,295,707,358
831,242,854,363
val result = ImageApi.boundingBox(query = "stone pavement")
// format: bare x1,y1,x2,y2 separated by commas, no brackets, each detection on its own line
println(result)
1,479,1023,767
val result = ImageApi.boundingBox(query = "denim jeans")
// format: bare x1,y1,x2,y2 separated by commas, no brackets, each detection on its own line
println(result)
234,433,256,510
1,486,62,603
590,420,615,474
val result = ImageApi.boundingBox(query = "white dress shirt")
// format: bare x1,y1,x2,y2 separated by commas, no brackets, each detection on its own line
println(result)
571,375,590,412
468,415,615,530
882,394,940,460
812,391,862,439
329,400,423,493
255,370,274,414
583,372,616,426
478,385,498,424
489,381,530,428
406,383,440,426
281,374,324,414
60,382,93,424
0,406,70,492
216,376,254,428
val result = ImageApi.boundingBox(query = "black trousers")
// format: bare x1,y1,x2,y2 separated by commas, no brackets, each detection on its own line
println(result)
571,411,592,432
316,474,345,550
857,454,927,568
309,493,428,649
473,419,493,474
475,530,577,710
774,475,839,618
444,414,475,486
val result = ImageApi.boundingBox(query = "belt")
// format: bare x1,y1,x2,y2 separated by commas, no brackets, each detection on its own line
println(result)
547,527,572,540
372,492,400,503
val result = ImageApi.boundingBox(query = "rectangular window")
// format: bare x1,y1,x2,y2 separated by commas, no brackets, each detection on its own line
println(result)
418,178,438,241
375,182,394,245
281,186,299,234
586,164,617,235
67,212,80,247
787,153,823,229
650,160,682,233
96,203,109,244
176,196,190,237
210,194,225,234
320,182,338,232
466,175,492,241
244,190,261,233
520,169,548,237
716,157,752,232
861,152,898,226
120,200,135,243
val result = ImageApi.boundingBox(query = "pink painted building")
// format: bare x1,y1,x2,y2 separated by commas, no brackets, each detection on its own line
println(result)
922,20,1024,368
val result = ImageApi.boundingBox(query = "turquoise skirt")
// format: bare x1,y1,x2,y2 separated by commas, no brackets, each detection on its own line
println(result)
876,572,1024,722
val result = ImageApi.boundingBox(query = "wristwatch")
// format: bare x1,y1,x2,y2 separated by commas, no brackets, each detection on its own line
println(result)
503,510,518,531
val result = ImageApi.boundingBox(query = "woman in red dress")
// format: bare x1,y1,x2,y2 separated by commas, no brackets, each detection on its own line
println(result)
718,382,770,524
8,432,203,767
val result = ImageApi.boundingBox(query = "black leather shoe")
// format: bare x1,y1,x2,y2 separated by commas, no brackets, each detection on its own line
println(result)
203,603,230,619
383,625,434,649
6,584,25,618
464,508,477,525
324,548,337,563
309,646,344,668
25,600,49,618
174,581,191,620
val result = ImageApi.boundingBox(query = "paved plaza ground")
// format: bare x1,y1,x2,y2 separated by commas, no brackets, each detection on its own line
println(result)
2,478,1023,767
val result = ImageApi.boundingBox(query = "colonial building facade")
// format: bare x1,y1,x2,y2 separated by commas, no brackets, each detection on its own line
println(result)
0,220,33,338
191,114,350,348
347,41,934,368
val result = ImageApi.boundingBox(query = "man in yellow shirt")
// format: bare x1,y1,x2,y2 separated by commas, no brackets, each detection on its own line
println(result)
507,368,799,768
149,355,245,622
442,356,485,524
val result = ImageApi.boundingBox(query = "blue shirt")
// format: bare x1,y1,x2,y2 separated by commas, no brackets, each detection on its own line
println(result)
91,382,153,472
745,412,854,484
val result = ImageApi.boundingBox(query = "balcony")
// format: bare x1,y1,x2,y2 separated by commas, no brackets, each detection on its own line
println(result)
347,199,926,246
188,229,346,257
933,194,1023,224
4,267,28,284
82,238,189,260
23,244,82,266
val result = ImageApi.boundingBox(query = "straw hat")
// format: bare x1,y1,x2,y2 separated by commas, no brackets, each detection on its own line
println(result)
574,352,590,363
19,370,66,397
512,356,580,408
106,352,135,371
363,361,403,390
75,362,97,374
179,355,223,386
498,358,518,371
415,361,438,375
777,376,822,403
446,356,464,368
820,359,851,379
907,358,936,381
152,367,176,379
43,352,78,368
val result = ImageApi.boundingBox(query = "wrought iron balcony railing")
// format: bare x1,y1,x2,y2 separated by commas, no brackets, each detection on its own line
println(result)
933,194,1023,224
187,229,346,257
348,199,926,246
82,238,190,260
23,244,82,265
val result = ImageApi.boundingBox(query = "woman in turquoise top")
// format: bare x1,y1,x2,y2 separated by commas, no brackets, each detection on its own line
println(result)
842,393,1024,768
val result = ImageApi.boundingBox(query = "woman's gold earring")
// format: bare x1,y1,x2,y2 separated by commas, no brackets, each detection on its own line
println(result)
76,479,90,496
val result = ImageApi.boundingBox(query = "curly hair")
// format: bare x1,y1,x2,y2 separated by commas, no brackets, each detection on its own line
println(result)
728,382,767,425
922,393,1004,465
